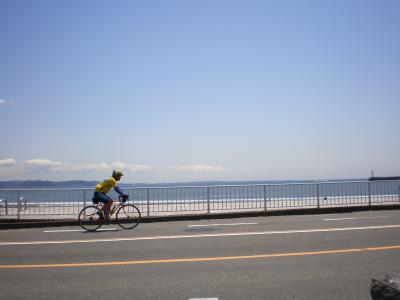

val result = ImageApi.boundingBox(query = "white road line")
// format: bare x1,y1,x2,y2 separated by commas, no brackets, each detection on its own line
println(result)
44,228,119,233
1,224,400,246
324,216,388,221
188,222,258,227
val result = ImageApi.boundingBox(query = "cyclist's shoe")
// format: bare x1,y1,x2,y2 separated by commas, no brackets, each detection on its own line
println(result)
96,211,105,223
104,217,112,225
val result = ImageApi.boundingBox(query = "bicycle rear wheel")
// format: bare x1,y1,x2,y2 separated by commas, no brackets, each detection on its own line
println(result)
78,205,104,231
116,204,141,229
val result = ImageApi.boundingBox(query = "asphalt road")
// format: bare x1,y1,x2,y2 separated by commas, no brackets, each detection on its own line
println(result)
1,210,400,300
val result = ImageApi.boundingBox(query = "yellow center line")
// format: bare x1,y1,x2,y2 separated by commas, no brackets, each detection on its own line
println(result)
1,245,400,269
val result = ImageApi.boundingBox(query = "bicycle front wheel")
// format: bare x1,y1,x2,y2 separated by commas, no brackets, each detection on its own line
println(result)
116,204,141,229
78,205,104,231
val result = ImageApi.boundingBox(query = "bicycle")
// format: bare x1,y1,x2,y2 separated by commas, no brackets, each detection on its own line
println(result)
78,195,141,231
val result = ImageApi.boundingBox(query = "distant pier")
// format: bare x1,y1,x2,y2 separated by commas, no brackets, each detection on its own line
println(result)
369,176,400,181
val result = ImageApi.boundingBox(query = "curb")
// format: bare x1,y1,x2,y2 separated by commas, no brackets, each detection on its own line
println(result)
1,204,400,230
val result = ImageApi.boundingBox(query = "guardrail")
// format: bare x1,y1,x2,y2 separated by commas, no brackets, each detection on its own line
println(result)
0,180,399,220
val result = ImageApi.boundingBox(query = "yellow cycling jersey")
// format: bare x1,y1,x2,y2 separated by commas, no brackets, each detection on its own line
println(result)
95,177,118,194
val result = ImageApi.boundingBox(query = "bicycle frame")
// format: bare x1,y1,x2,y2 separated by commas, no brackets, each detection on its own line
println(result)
96,197,125,218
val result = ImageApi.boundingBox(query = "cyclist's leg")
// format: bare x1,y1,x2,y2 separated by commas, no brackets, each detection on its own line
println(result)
93,192,113,218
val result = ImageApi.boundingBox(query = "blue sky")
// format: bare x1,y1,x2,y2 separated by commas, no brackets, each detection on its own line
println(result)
0,0,399,182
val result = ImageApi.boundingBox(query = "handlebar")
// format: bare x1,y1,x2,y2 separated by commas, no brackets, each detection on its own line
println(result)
118,195,129,202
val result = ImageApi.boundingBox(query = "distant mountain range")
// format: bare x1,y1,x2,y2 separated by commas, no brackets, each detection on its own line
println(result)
0,179,367,189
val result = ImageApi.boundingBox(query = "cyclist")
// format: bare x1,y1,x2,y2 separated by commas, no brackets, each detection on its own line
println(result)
93,170,128,221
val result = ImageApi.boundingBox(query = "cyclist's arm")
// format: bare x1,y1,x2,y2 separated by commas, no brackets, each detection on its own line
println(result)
114,185,125,196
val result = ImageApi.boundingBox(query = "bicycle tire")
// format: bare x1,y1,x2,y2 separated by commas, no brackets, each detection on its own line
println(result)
78,205,104,231
116,204,141,229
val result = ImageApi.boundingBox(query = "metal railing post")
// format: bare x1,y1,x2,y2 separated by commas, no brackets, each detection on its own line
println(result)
207,187,210,214
147,188,150,217
316,183,320,209
83,189,86,208
398,183,400,202
368,181,372,206
263,185,267,211
5,200,8,215
17,193,21,220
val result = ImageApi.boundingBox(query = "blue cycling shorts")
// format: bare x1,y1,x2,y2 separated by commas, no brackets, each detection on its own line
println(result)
93,191,112,204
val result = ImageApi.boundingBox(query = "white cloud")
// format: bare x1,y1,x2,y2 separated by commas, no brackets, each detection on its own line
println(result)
0,158,17,165
52,163,110,172
24,159,110,172
112,162,152,172
0,98,13,106
25,159,65,167
21,159,152,174
2,159,227,181
111,162,125,170
169,164,225,172
77,163,110,171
